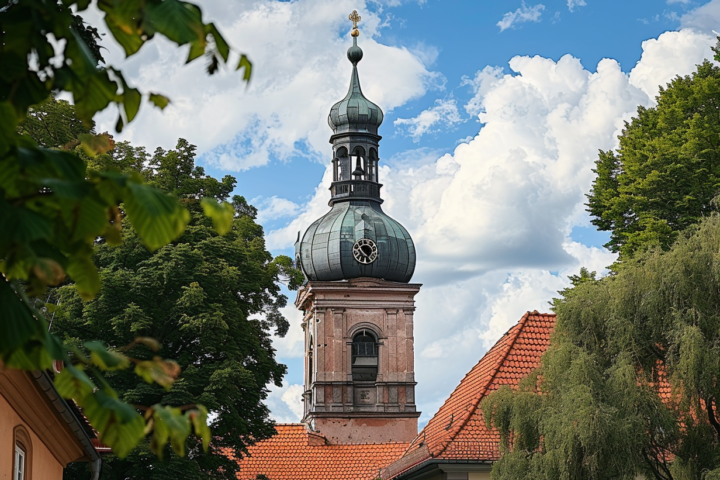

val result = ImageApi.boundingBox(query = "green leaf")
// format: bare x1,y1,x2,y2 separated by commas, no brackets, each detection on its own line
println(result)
123,182,189,251
82,389,145,458
123,87,142,122
200,198,234,235
153,405,191,456
0,206,53,245
206,23,229,62
0,279,40,359
189,405,211,451
62,196,108,243
134,356,181,389
0,102,17,156
66,254,101,300
104,16,145,57
73,72,119,123
186,39,206,63
85,341,130,370
236,54,252,82
54,364,95,400
148,93,170,110
79,133,114,157
144,0,205,46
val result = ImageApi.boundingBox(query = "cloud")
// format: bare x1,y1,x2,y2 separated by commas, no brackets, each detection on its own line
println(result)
497,3,545,32
629,30,714,99
394,99,463,141
462,66,505,116
255,196,301,224
267,28,714,423
85,0,440,171
266,383,304,423
680,0,720,33
567,0,587,12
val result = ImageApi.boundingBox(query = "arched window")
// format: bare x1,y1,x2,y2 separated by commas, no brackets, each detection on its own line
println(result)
351,147,366,179
13,425,32,480
351,330,378,382
336,147,349,181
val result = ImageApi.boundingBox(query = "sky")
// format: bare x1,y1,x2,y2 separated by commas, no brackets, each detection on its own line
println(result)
85,0,719,426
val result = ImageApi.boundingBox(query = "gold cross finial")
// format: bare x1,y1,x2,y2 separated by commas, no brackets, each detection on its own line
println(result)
349,10,361,37
349,10,361,28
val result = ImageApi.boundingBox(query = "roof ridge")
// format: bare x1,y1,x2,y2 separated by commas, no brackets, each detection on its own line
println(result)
433,311,533,458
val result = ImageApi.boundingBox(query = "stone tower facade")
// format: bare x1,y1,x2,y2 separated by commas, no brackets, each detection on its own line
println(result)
295,278,421,444
294,11,421,445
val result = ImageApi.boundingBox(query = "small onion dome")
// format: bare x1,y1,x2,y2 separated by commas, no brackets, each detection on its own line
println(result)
328,44,384,135
296,201,416,283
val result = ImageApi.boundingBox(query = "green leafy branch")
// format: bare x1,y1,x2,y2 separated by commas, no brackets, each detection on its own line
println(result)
0,0,248,460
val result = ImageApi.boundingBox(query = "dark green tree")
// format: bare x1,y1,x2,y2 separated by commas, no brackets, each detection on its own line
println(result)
484,214,720,480
55,140,302,479
18,93,94,149
587,41,720,261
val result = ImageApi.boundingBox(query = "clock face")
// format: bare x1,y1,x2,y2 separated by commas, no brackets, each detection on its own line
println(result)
352,238,378,264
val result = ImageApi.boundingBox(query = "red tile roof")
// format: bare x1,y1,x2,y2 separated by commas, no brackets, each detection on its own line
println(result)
382,311,556,479
230,424,409,480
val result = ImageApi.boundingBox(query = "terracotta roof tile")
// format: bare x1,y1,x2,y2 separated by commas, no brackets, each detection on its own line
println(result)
229,424,408,480
382,311,556,479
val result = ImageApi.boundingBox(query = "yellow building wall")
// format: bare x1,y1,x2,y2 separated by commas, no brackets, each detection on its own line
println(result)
469,472,492,480
0,392,64,480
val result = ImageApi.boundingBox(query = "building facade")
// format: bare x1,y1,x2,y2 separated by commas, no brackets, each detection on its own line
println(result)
0,366,102,480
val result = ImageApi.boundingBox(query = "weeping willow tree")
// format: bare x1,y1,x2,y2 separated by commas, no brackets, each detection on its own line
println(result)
483,214,720,480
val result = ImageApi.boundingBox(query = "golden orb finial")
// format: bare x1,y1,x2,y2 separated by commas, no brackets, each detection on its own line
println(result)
349,10,361,36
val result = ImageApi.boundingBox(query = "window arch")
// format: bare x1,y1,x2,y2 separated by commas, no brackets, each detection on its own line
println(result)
351,330,378,382
13,425,32,480
335,147,349,181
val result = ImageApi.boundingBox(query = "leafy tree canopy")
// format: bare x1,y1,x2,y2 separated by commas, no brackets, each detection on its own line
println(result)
484,214,720,480
587,42,720,261
1,0,252,460
55,137,302,479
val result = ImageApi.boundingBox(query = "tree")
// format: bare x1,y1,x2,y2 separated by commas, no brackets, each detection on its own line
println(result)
55,139,302,479
18,93,94,149
1,0,252,459
484,214,720,480
587,41,720,261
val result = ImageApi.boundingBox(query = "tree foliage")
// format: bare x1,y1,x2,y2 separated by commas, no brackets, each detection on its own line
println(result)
484,215,720,480
54,138,301,479
1,0,252,460
587,42,720,261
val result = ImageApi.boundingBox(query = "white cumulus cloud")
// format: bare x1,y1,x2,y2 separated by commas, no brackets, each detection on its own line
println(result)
680,0,720,33
85,0,440,171
394,99,463,141
567,0,587,11
497,3,545,32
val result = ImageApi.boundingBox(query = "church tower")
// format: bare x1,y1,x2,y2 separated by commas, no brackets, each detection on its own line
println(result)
294,11,421,445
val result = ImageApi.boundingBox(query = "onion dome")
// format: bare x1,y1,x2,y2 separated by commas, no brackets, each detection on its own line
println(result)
328,38,384,134
297,202,415,283
295,11,416,284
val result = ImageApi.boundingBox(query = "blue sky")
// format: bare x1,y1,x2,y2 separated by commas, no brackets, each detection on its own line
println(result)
89,0,719,425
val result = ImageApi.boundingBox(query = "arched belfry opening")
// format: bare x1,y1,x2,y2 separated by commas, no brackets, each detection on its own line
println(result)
351,330,378,381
